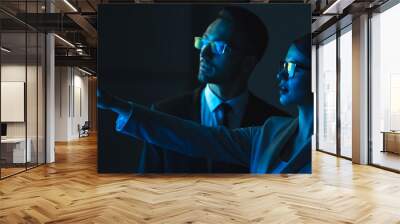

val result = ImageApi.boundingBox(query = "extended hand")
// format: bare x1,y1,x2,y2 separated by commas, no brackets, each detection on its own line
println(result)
97,89,132,116
97,89,114,110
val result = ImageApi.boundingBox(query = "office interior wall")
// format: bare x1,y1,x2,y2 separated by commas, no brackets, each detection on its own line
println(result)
55,67,89,141
1,82,25,122
1,66,26,139
75,73,89,128
88,77,97,132
55,67,69,141
1,65,41,139
1,63,45,165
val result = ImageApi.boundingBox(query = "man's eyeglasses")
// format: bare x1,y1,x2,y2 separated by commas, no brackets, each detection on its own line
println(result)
280,61,310,79
194,37,230,55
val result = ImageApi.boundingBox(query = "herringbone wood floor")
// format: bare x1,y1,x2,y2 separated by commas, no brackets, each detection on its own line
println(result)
1,134,400,224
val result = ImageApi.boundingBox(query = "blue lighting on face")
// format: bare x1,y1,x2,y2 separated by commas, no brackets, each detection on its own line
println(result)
277,44,311,106
197,18,243,84
194,37,229,55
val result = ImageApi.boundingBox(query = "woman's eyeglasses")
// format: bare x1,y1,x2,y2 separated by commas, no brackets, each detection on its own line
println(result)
280,61,310,79
194,36,230,55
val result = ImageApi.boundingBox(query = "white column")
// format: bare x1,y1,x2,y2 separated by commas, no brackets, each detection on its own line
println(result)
46,0,56,163
352,14,369,164
46,33,55,163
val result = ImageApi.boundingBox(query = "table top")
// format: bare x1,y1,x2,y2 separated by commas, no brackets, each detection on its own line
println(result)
1,138,29,143
381,131,400,134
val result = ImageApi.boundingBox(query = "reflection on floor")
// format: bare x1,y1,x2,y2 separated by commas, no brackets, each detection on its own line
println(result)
372,150,400,171
0,167,25,178
0,162,41,178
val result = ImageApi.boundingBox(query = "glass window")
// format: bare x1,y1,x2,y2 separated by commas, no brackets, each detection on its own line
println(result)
371,3,400,171
317,35,337,155
339,28,352,158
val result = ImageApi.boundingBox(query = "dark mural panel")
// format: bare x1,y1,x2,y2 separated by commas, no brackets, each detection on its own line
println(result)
98,4,311,174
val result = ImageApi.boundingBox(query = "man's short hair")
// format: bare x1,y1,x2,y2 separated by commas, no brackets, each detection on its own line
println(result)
217,6,269,62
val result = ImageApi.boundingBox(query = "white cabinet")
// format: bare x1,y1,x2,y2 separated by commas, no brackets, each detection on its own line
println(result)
1,138,32,163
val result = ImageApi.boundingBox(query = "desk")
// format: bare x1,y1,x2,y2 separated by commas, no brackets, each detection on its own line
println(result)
381,131,400,154
1,138,31,163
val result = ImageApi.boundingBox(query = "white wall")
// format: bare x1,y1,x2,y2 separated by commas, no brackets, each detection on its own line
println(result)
1,65,26,140
1,64,41,137
1,63,46,163
55,67,69,141
55,67,89,141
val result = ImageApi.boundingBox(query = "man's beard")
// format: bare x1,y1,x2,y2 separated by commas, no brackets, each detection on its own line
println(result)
198,71,219,84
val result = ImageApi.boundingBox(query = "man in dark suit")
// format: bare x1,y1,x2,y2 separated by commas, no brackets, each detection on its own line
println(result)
138,6,289,173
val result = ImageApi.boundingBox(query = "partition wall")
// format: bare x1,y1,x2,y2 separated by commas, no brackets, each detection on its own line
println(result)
0,1,47,179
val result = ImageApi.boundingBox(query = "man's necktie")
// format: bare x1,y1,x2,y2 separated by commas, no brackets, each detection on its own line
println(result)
219,103,232,128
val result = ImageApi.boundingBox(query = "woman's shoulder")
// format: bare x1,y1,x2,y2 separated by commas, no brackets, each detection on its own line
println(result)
263,116,297,128
250,116,297,139
239,116,297,140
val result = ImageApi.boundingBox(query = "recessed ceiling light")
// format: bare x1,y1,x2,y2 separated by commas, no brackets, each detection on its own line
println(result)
322,0,352,15
78,67,92,76
54,34,75,48
63,0,78,12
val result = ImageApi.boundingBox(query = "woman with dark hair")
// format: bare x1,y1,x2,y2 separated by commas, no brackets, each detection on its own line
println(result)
98,34,313,174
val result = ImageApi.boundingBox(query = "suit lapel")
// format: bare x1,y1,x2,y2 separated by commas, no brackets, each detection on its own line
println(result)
263,118,298,173
192,86,203,123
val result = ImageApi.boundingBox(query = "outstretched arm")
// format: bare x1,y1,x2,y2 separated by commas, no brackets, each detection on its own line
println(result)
97,90,255,167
